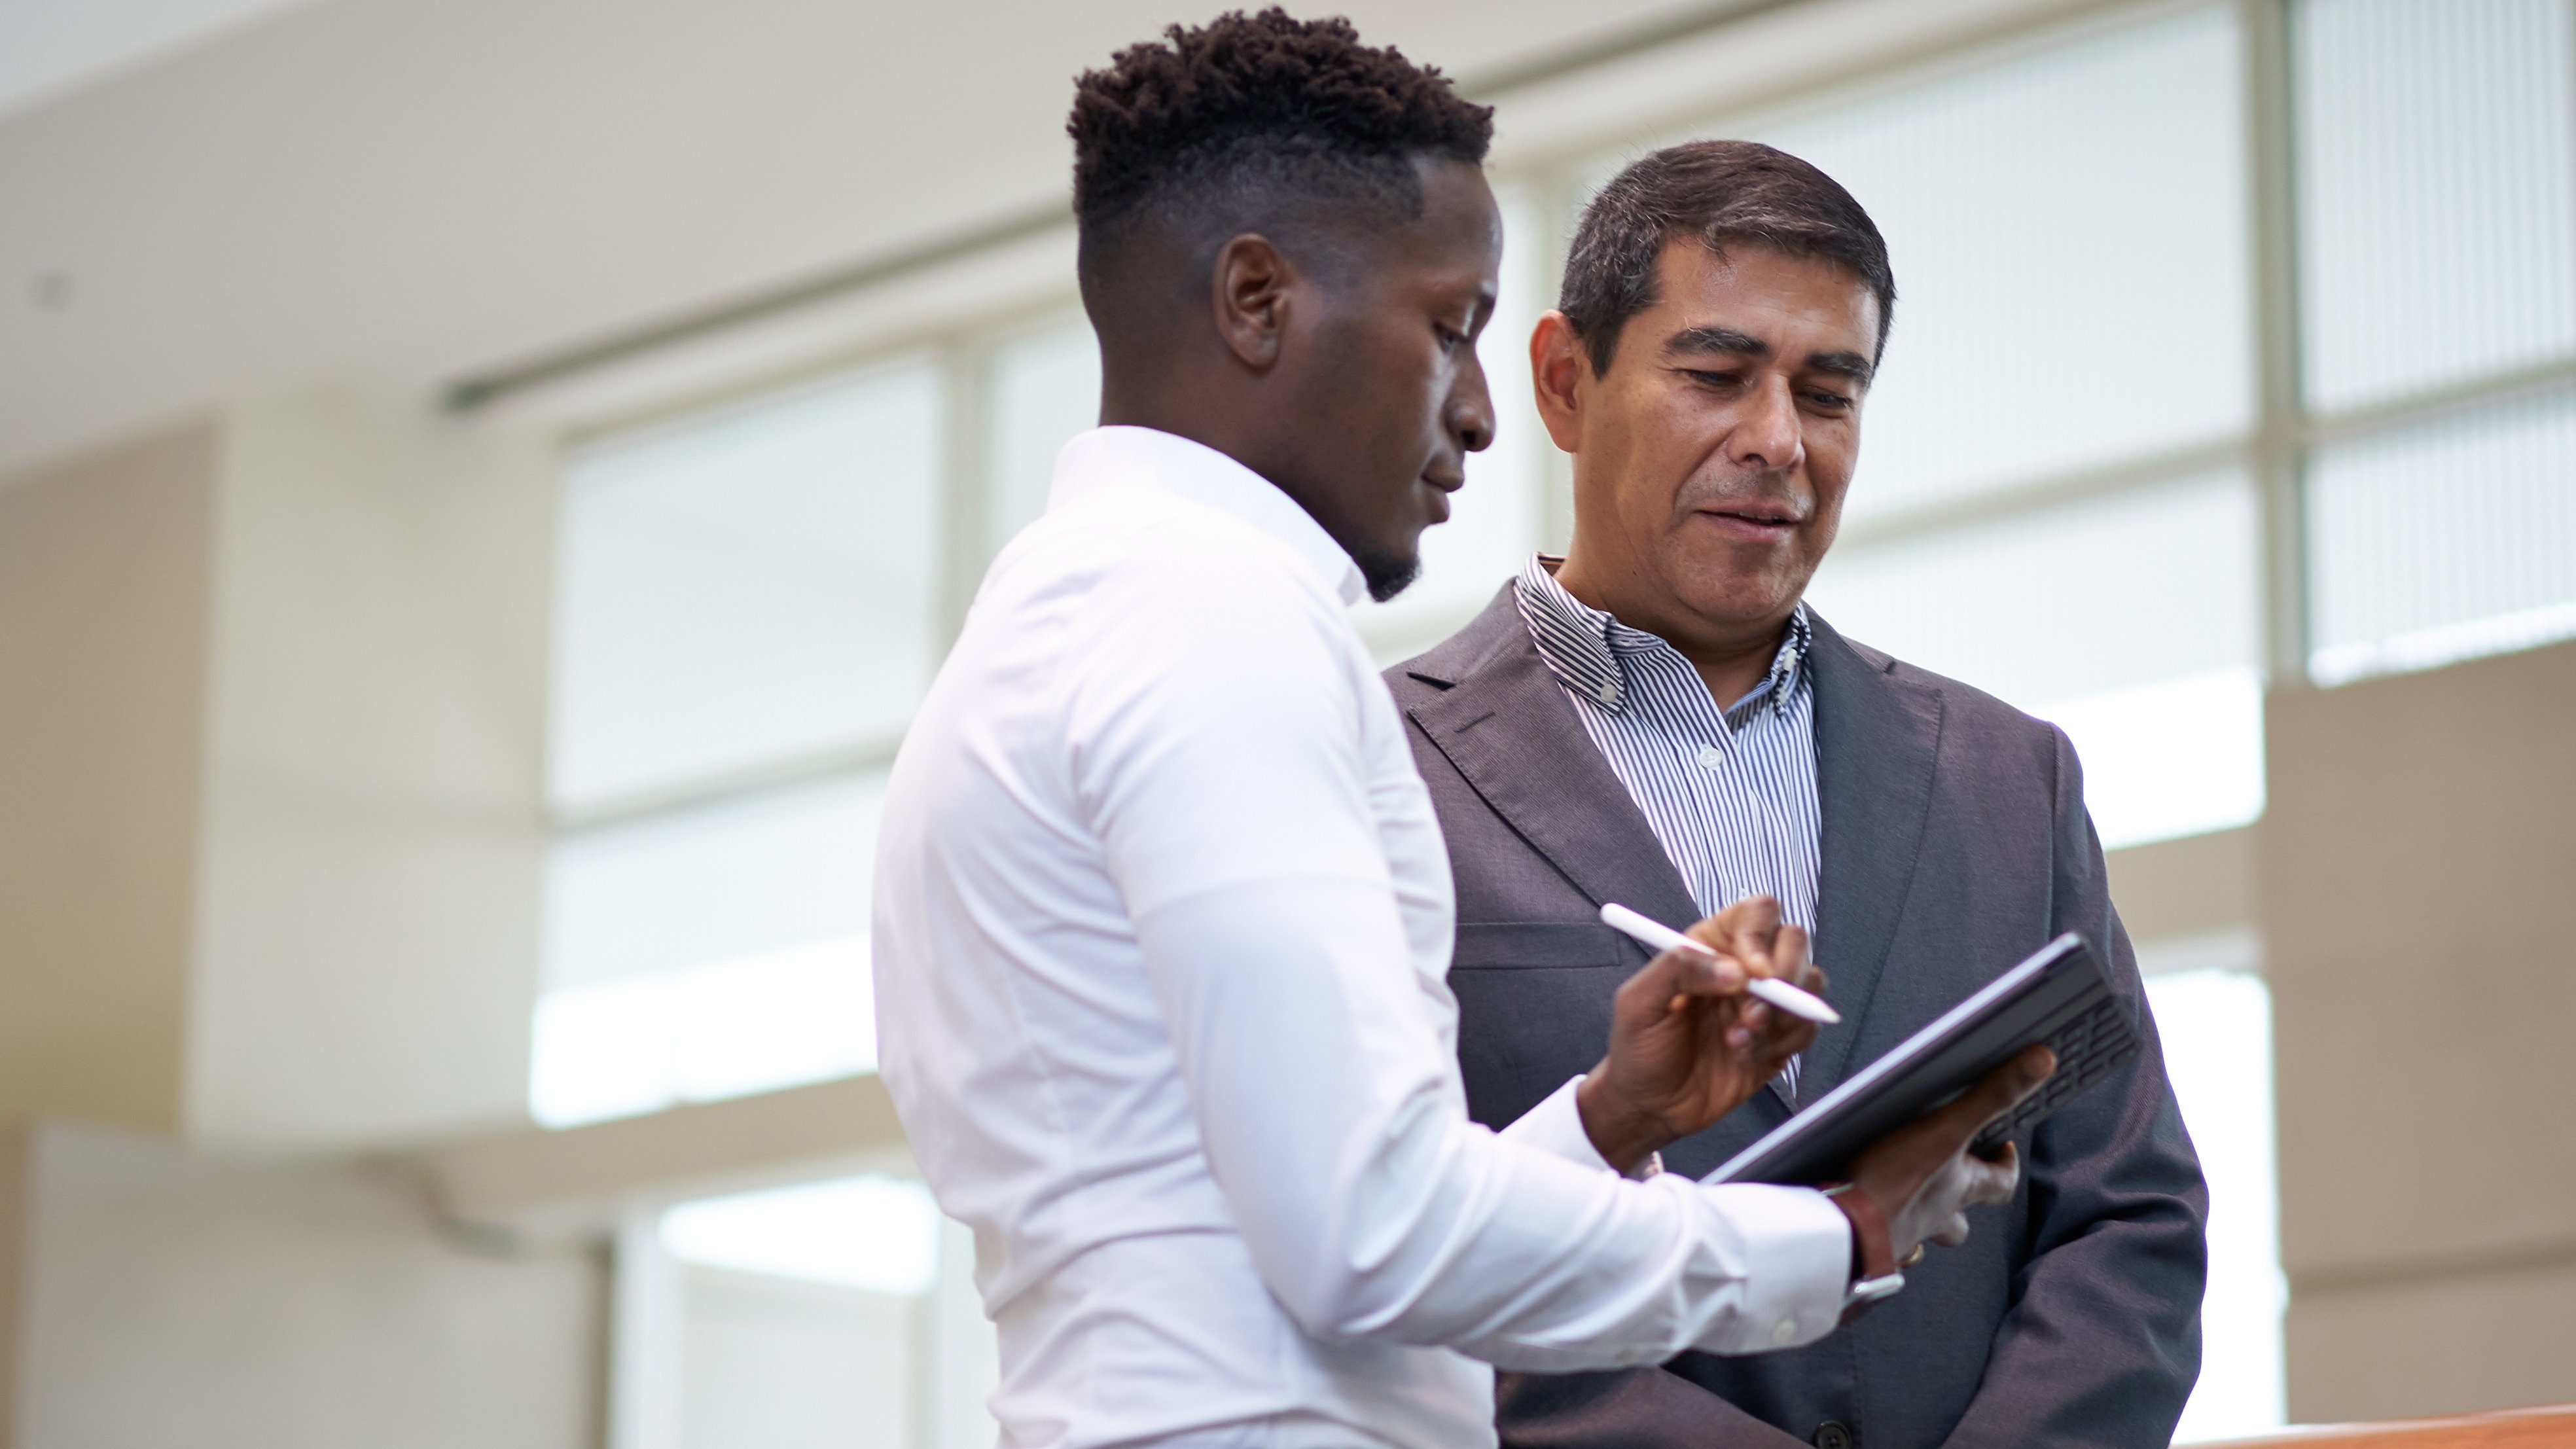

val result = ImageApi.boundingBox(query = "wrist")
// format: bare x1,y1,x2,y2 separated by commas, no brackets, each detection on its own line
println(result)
1574,1069,1670,1175
1820,1181,1897,1283
1821,1181,1907,1323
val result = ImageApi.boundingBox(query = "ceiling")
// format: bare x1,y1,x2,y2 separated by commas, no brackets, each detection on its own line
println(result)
0,0,1748,480
0,0,325,118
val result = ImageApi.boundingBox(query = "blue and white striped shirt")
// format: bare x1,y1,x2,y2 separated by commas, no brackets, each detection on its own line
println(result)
1512,554,1822,1101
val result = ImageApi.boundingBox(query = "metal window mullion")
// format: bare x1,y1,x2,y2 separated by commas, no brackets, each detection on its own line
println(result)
2244,0,2313,689
939,342,993,652
1831,435,2256,552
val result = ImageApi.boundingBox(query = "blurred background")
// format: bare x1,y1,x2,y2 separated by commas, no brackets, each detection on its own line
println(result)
2,0,2571,1445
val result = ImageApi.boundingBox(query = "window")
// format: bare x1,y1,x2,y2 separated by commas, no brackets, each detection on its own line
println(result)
2293,0,2576,414
2147,952,2287,1442
1808,474,2265,848
617,1173,993,1449
1751,7,2264,850
2307,386,2576,683
983,316,1103,559
548,364,942,809
2295,0,2576,682
1755,5,2251,522
537,361,942,1127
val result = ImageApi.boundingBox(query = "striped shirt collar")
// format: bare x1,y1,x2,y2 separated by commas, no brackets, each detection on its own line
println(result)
1512,554,1812,724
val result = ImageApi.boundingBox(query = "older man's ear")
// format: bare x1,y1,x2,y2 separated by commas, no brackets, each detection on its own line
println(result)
1528,310,1593,454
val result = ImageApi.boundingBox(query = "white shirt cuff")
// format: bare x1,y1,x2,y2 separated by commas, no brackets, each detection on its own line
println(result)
1691,1183,1854,1353
1497,1075,1664,1180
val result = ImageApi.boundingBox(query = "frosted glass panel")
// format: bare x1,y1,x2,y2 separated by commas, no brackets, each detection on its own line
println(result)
2149,965,2287,1443
1749,5,2250,522
545,772,884,990
1805,474,2264,846
986,319,1101,556
1807,474,2261,705
2308,387,2576,683
551,364,942,810
2295,0,2576,414
663,1176,941,1295
530,935,875,1126
532,772,884,1125
1355,188,1548,643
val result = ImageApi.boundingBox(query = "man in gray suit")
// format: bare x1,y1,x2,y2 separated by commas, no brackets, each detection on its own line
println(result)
1387,141,2208,1448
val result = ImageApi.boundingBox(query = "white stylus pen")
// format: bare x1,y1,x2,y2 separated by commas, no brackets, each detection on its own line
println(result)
1598,902,1842,1024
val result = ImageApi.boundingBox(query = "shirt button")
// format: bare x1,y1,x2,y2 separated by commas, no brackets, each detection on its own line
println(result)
1696,745,1725,770
1811,1422,1857,1449
1770,1317,1798,1346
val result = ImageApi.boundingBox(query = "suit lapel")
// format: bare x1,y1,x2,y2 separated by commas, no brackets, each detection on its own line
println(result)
1795,614,1946,1105
1403,592,1702,936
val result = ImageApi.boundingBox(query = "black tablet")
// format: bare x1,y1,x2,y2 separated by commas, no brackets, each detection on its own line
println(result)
1701,933,2139,1186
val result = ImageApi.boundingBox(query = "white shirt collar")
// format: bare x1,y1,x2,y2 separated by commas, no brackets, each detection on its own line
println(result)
1050,425,1368,607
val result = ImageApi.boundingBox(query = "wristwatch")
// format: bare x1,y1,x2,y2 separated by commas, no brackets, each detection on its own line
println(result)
1820,1182,1906,1319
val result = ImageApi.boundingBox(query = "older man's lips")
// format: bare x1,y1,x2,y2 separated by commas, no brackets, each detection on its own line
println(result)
1698,506,1800,542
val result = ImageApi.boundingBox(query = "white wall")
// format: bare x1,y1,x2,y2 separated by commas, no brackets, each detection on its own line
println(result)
185,385,557,1151
10,1122,599,1449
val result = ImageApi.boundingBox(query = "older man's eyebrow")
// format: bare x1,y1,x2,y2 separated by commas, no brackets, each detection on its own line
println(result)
1663,325,1768,358
1807,351,1875,386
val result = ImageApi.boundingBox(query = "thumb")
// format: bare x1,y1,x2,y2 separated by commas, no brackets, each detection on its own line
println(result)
1957,1141,2022,1208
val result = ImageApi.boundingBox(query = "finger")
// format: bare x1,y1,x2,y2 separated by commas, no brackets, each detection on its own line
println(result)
1929,1212,1971,1248
1669,946,1746,998
1956,1149,2020,1209
1744,1020,1817,1063
1691,896,1781,975
1622,944,1740,1017
1767,923,1810,984
1958,1045,2056,1131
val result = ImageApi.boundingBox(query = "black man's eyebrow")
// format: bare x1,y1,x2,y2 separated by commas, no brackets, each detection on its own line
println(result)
1663,325,1768,358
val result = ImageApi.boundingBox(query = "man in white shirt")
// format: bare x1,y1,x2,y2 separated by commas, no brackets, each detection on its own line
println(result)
871,14,2051,1448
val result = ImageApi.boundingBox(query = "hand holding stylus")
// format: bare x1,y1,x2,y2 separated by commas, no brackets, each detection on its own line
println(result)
1575,895,1830,1173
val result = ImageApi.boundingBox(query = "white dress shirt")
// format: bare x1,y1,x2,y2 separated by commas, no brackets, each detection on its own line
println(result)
872,426,1850,1449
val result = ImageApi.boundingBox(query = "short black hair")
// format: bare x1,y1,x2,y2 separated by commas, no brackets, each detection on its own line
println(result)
1068,10,1492,304
1560,140,1895,376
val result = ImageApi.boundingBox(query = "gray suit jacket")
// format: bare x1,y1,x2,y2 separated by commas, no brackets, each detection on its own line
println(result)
1388,587,2206,1449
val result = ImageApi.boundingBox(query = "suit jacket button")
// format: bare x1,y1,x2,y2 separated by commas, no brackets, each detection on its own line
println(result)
1811,1422,1856,1449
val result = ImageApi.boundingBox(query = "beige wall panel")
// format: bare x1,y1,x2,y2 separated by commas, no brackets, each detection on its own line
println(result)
2264,640,2576,1424
2285,1261,2576,1425
0,1123,27,1448
2107,825,2258,944
185,387,556,1152
2263,641,2576,1278
0,424,215,1135
10,1122,598,1449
